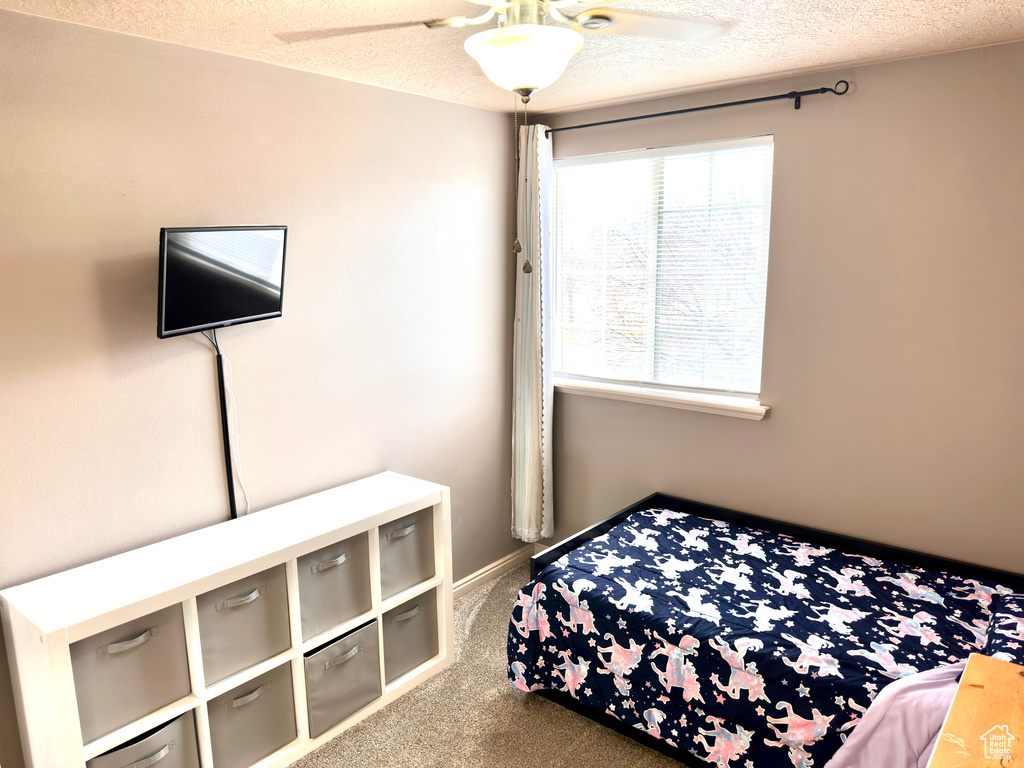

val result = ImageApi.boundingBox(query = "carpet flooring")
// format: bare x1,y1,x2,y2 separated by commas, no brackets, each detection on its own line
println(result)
292,563,687,767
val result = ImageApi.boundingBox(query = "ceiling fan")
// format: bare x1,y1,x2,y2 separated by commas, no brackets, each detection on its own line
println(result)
276,0,728,102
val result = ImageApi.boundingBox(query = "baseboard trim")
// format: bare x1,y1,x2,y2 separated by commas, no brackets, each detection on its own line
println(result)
453,544,534,599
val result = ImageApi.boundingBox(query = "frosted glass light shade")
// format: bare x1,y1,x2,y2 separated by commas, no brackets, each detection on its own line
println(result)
464,24,583,92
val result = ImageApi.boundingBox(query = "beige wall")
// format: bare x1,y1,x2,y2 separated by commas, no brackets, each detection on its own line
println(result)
0,11,517,765
543,43,1024,572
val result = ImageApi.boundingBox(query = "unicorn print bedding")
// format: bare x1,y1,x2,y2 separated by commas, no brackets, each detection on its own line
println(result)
506,504,1013,767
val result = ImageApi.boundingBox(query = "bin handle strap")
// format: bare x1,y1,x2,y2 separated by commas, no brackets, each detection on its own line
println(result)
216,586,266,611
312,552,347,574
231,681,271,709
392,604,421,623
387,523,416,541
326,643,363,669
124,743,173,768
97,627,159,658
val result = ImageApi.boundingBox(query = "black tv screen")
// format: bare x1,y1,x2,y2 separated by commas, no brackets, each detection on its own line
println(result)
158,226,287,338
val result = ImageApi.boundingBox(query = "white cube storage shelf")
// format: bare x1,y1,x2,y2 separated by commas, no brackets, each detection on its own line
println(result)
0,472,454,768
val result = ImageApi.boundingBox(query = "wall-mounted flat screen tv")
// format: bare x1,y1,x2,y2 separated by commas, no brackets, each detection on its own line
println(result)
158,226,287,338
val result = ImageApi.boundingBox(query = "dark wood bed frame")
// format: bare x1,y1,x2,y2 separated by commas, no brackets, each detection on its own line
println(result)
529,492,1024,767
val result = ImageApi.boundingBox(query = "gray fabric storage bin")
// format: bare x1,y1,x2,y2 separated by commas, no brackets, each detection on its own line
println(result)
297,534,372,642
382,590,438,684
86,711,200,768
197,565,290,685
71,604,191,743
379,508,434,600
208,662,296,768
303,621,381,738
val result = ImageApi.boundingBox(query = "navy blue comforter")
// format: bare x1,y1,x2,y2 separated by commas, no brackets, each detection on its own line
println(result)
506,506,1011,767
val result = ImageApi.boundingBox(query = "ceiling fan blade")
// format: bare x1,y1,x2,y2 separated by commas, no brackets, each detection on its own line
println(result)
572,8,728,43
275,19,442,44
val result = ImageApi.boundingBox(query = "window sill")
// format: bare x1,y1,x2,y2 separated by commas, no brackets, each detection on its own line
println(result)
554,378,770,421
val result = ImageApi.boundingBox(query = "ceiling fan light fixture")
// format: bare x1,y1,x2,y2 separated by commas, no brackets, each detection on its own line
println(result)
578,13,613,31
464,23,583,93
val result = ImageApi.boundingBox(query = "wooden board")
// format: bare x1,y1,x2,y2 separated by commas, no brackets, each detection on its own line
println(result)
928,653,1024,767
2,471,443,637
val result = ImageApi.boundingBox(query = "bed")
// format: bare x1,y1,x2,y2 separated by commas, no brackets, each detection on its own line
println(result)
506,493,1024,767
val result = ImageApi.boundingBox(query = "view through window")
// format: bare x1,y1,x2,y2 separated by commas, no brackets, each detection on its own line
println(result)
552,135,774,396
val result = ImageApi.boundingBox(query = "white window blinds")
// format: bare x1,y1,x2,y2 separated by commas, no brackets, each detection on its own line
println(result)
553,136,774,396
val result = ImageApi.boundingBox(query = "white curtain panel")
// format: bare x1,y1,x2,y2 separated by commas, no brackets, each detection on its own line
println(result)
511,124,554,542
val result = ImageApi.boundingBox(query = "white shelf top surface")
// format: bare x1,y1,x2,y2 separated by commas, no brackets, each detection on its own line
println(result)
1,472,445,635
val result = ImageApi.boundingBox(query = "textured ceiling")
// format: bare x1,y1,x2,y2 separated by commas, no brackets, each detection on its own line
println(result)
4,0,1024,113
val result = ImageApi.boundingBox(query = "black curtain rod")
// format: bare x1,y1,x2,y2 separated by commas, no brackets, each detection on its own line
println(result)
545,80,849,136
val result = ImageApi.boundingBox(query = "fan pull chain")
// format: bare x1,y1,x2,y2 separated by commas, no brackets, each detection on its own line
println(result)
513,91,525,271
517,93,533,274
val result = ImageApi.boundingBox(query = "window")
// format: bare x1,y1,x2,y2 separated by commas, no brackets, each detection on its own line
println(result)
551,135,774,416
